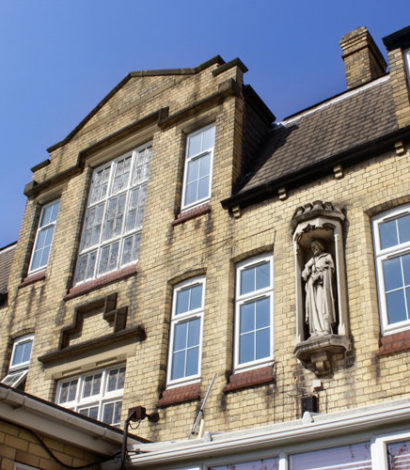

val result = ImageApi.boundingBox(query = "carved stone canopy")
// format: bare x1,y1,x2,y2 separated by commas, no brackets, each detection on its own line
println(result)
291,200,345,233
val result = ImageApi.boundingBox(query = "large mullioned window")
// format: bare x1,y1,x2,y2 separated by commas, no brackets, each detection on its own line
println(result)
29,200,60,273
181,125,215,210
56,365,125,426
373,205,410,334
167,277,205,386
235,254,273,371
75,143,151,284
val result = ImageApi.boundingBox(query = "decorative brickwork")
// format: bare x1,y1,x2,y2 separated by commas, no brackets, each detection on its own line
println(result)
223,366,274,393
157,383,200,408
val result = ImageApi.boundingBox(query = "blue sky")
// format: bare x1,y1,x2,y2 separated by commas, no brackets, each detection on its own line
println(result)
0,0,408,247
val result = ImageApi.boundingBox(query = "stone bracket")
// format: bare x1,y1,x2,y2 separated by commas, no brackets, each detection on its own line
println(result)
294,334,350,376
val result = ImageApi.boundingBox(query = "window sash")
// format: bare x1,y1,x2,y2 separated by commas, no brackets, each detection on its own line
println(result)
235,255,273,370
56,365,125,425
181,125,215,210
75,144,151,284
29,200,60,273
9,335,34,371
167,277,205,386
373,206,410,334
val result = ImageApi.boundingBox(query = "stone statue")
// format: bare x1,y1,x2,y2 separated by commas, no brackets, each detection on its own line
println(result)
302,240,336,337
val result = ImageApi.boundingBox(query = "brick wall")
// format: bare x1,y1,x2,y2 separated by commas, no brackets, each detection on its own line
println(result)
0,421,101,470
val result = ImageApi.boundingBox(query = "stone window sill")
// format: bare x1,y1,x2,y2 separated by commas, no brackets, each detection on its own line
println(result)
378,330,410,356
65,265,137,300
157,383,200,408
19,271,46,288
223,365,274,394
172,203,211,226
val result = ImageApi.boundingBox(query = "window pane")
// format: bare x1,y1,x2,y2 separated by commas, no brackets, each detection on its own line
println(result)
102,402,114,424
388,439,410,469
380,220,398,249
386,290,407,324
240,303,255,334
186,347,199,376
239,332,254,364
188,132,201,157
256,262,270,290
79,406,99,420
121,233,140,266
256,298,270,329
187,318,200,347
398,214,410,244
107,367,125,392
132,146,151,185
241,267,255,295
199,153,210,178
289,442,371,470
256,328,270,360
202,126,215,151
112,156,131,194
176,288,190,315
12,339,33,367
189,284,203,310
403,254,410,285
171,350,185,380
198,175,210,201
89,166,110,204
173,322,187,351
187,159,199,184
185,182,197,206
383,257,403,291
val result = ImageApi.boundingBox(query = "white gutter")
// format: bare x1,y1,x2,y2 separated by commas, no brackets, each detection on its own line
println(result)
129,398,410,467
0,385,140,455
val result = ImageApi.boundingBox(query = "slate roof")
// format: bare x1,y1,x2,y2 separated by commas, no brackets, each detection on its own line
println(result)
0,243,16,295
239,76,398,194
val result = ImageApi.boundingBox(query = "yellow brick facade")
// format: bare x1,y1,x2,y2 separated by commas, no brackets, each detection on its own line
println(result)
1,26,410,468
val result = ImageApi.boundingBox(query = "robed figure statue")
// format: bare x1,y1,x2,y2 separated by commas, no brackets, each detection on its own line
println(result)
302,240,336,337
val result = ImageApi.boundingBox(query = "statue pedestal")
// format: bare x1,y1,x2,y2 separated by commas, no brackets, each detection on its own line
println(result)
294,335,350,376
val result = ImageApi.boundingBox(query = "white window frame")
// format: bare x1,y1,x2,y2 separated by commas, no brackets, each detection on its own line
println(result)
404,48,410,89
28,199,60,274
371,430,410,470
55,364,125,426
75,142,151,284
14,464,40,470
372,205,410,335
1,334,34,388
234,254,274,372
167,276,205,387
181,124,215,211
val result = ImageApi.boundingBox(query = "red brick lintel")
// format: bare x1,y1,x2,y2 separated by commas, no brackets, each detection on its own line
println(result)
19,270,46,288
223,365,275,394
65,265,137,300
157,383,200,408
378,330,410,357
172,203,211,226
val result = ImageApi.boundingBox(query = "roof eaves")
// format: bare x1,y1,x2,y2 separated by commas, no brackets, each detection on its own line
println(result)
383,25,410,51
221,125,410,210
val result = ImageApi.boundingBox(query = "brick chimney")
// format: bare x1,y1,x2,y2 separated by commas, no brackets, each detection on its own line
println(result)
340,26,387,90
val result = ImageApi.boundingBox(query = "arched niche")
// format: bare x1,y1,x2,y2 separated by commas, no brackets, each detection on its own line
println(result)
291,201,350,375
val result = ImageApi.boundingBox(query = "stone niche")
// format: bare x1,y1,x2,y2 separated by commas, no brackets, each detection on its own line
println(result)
291,201,350,376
